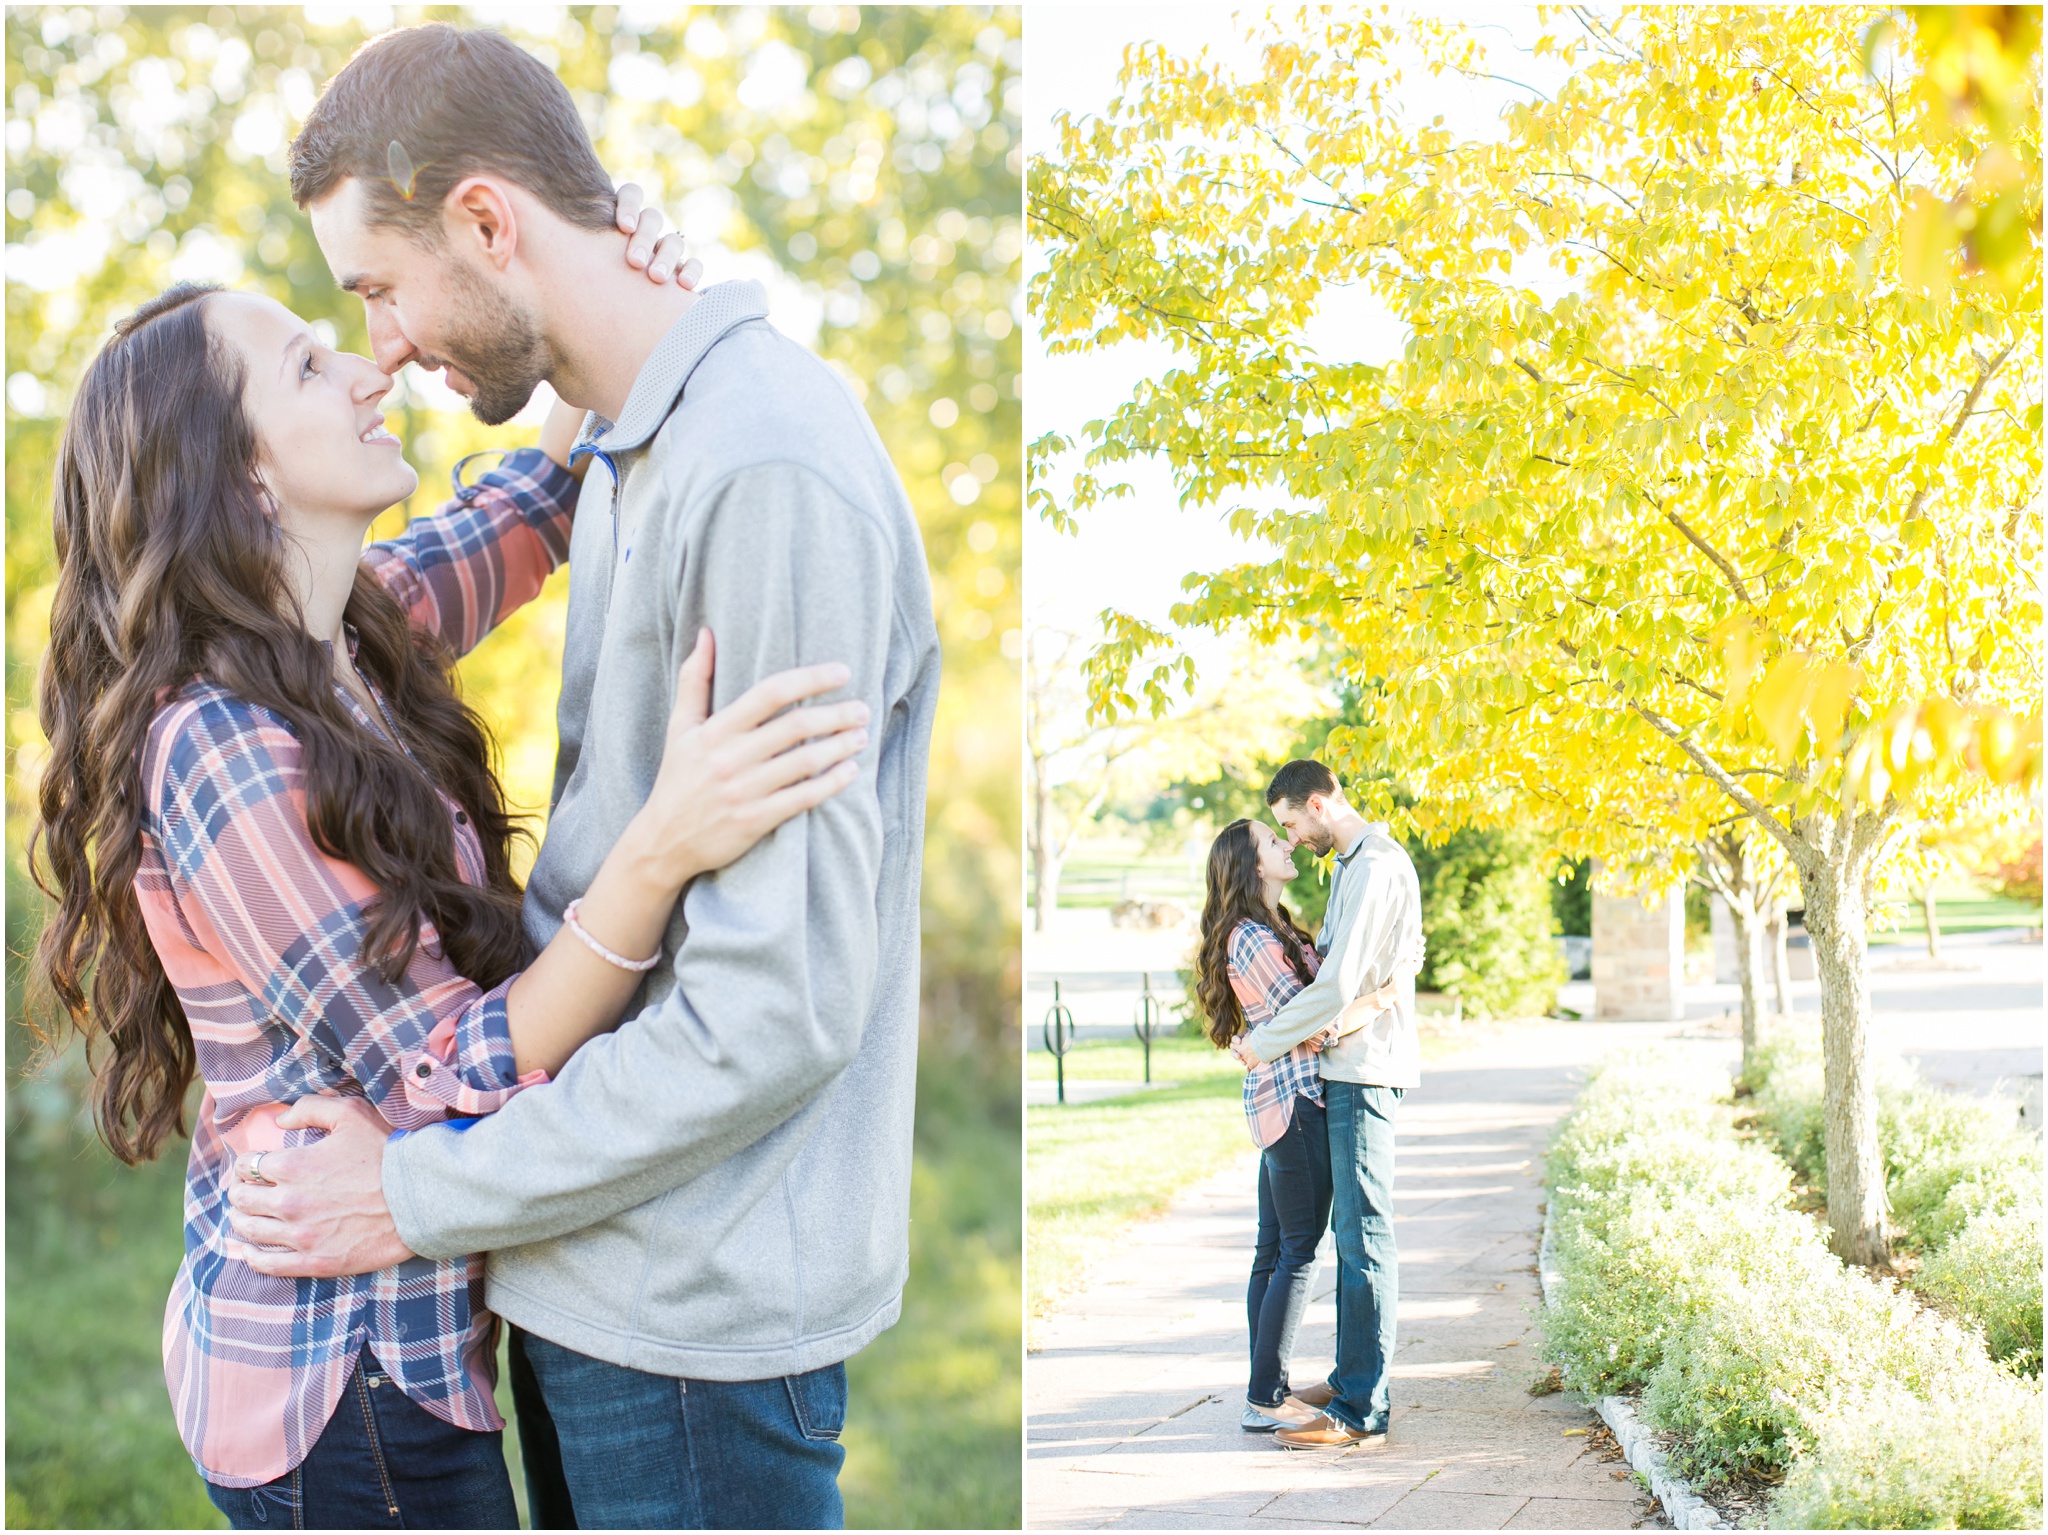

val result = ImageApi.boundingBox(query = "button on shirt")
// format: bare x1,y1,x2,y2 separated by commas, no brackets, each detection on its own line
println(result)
137,449,575,1488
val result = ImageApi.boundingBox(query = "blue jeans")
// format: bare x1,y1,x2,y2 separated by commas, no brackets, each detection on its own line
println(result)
204,1350,518,1530
1324,1081,1403,1433
1247,1093,1333,1407
509,1326,847,1530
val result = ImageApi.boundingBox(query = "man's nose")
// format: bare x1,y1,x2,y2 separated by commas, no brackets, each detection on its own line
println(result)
366,309,419,376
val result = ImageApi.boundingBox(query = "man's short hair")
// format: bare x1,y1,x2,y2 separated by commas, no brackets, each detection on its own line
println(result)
289,23,615,243
1266,759,1339,809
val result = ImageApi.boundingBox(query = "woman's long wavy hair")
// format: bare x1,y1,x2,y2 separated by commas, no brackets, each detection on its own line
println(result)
30,282,531,1165
1195,818,1316,1049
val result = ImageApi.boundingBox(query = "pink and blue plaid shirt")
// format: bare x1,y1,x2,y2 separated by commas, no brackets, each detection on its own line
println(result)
136,449,577,1488
1229,920,1326,1149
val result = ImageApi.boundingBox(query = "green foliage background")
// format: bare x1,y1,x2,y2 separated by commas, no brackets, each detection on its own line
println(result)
4,6,1020,1528
1407,828,1567,1018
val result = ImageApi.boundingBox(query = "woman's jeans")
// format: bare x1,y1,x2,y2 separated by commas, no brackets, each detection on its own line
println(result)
509,1325,848,1530
203,1351,518,1530
1247,1093,1334,1408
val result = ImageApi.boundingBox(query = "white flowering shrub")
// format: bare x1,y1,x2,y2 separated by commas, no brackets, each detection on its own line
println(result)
1747,1029,1832,1184
1747,1025,2043,1371
1644,1256,2011,1485
1885,1088,2041,1251
1546,1048,2045,1528
1914,1208,2045,1373
1770,1374,2044,1530
1549,1194,1812,1395
1546,1052,1816,1395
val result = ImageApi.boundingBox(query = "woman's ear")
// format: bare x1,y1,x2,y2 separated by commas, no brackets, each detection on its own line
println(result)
245,447,284,521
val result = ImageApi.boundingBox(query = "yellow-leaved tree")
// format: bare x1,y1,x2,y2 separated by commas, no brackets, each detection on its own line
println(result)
1031,6,2040,1265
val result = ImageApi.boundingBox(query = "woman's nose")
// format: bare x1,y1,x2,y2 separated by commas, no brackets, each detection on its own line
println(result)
350,355,394,403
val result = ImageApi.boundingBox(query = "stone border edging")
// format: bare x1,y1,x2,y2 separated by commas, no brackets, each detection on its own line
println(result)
1538,1198,1730,1532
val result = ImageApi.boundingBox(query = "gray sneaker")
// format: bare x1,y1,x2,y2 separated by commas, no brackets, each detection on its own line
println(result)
1242,1399,1315,1432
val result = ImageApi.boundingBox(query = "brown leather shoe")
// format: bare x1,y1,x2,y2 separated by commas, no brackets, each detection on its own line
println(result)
1273,1412,1388,1451
1286,1381,1335,1410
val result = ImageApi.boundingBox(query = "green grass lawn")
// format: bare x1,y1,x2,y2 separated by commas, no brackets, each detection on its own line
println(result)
4,1128,221,1531
841,1053,1021,1531
5,1054,1019,1531
1876,895,2042,940
1027,1014,1508,1084
1026,1070,1252,1330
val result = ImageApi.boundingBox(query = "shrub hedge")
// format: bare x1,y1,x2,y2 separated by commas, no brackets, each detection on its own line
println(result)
1772,1377,2044,1531
1747,1029,2042,1373
1544,1049,2042,1529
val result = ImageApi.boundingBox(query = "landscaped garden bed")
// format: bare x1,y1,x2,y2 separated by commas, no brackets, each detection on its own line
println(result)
1543,1048,2041,1530
1746,1032,2042,1375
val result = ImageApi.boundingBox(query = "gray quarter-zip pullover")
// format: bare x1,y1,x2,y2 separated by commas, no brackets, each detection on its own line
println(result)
380,281,940,1380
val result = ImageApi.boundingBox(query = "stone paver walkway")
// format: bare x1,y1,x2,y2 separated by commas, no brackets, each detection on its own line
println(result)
1026,1021,1727,1530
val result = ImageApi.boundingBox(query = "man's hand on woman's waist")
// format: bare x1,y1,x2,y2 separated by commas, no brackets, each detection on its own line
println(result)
224,1095,414,1278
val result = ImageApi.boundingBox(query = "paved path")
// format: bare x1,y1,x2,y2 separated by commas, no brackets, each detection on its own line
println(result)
1025,1021,1725,1530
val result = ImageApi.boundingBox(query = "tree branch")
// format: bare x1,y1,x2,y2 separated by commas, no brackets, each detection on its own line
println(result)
1626,697,1814,872
1662,510,1755,603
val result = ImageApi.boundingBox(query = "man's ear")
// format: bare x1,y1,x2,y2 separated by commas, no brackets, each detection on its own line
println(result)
443,177,521,271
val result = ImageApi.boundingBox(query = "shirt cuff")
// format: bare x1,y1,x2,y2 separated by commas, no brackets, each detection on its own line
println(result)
398,980,545,1117
482,446,579,520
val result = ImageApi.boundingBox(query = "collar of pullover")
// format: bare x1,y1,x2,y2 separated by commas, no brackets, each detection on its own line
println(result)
1335,824,1385,867
573,279,772,459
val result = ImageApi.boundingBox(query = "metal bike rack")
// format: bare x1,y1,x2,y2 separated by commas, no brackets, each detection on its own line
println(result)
1042,979,1075,1106
1132,972,1164,1084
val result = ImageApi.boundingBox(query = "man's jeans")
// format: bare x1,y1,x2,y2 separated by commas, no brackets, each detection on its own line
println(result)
203,1350,519,1530
1324,1081,1403,1434
1247,1094,1333,1408
508,1327,846,1530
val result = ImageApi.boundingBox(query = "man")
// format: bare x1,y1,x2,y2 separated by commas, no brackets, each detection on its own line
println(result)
222,23,939,1529
1239,759,1423,1450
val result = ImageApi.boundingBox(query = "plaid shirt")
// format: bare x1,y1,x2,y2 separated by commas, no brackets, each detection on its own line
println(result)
1229,920,1326,1148
137,449,577,1488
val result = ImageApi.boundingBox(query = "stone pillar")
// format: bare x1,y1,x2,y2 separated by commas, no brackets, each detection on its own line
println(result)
1592,871,1686,1020
1710,895,1739,984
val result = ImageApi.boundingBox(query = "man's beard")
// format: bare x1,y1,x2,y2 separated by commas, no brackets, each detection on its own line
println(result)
436,259,553,426
1297,817,1336,857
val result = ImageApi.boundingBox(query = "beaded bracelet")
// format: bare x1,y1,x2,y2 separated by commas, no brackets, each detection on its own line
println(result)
561,898,662,973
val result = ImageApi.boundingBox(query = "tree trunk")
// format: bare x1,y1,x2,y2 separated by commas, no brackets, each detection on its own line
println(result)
1029,771,1060,933
1795,836,1890,1266
1697,832,1773,1082
1729,896,1765,1077
1768,904,1795,1017
1921,886,1941,962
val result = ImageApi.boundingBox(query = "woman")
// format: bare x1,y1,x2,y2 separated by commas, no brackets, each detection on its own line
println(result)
30,271,866,1528
1195,818,1399,1433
